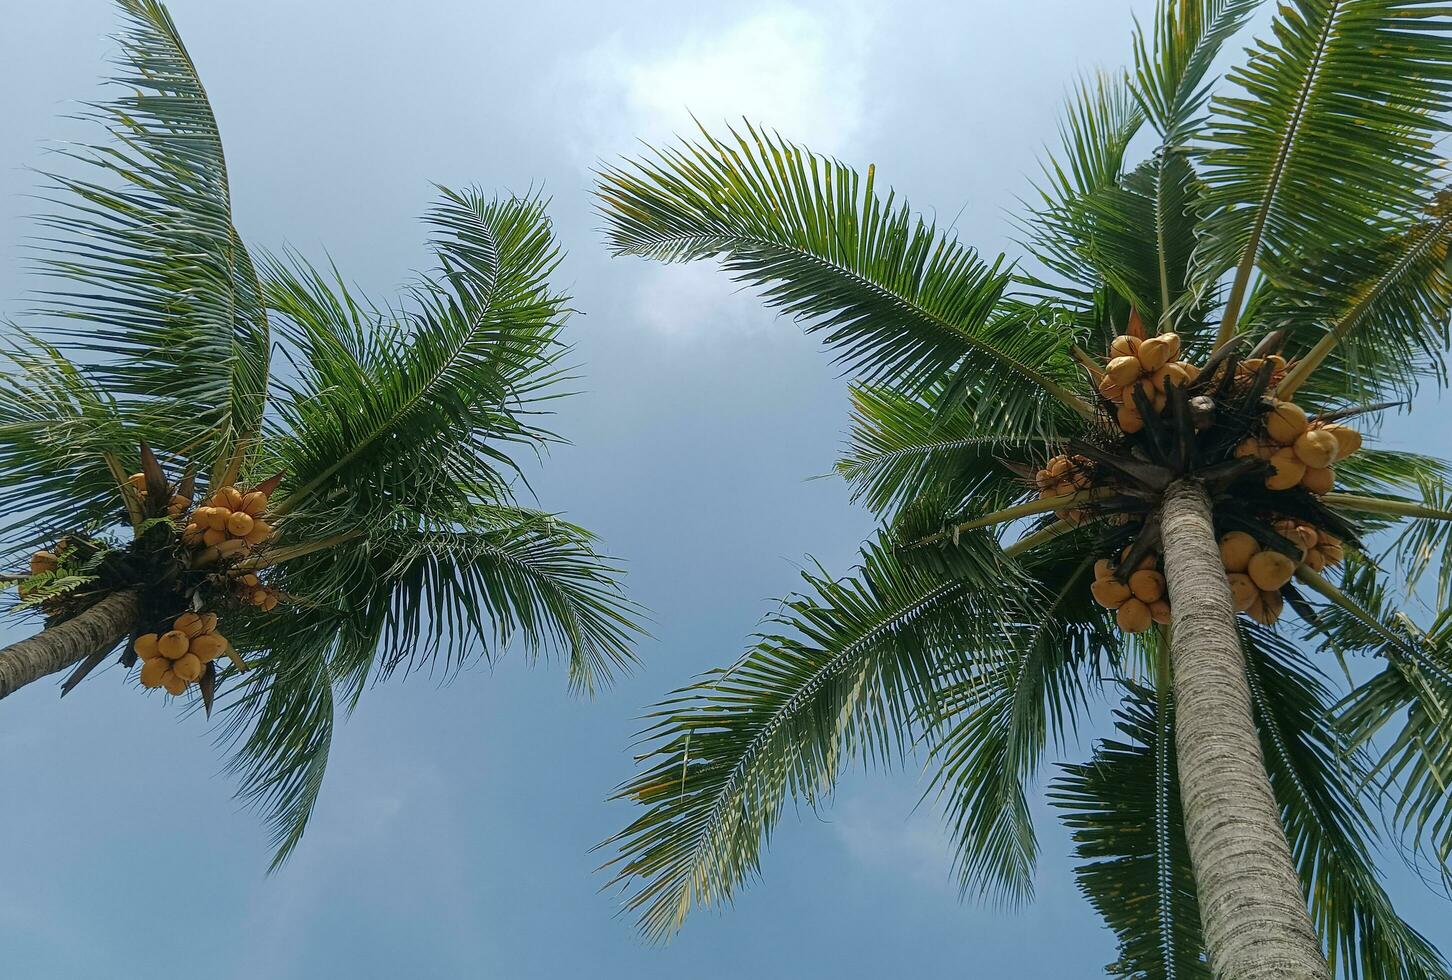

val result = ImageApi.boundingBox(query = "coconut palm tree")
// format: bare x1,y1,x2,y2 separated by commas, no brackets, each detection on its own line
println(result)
596,1,1452,976
0,0,638,866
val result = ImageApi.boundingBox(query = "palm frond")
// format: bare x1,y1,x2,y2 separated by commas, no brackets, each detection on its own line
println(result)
1129,0,1264,138
1198,0,1452,340
924,554,1105,905
1051,682,1210,980
601,532,1025,942
29,0,268,466
264,188,569,525
1244,625,1450,980
836,383,1045,518
597,122,1089,427
0,338,131,556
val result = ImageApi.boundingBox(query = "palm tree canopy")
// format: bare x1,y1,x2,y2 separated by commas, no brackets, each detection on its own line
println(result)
597,1,1452,975
2,0,639,866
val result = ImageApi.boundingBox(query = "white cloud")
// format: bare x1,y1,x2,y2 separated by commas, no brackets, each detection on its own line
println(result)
832,790,956,892
562,3,877,338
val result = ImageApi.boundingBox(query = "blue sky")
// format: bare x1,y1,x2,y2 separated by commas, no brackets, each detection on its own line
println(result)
2,1,1450,977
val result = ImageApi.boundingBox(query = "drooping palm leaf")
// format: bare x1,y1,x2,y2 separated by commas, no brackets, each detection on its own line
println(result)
925,553,1107,905
30,0,269,468
1051,682,1210,980
597,123,1089,428
601,532,1025,942
1243,625,1450,980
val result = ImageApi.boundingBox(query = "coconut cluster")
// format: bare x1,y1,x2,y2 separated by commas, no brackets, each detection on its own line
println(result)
1035,453,1093,523
1090,550,1170,633
234,572,280,612
180,484,274,556
1096,332,1201,434
134,612,228,696
126,471,193,517
1233,401,1362,494
1058,317,1369,637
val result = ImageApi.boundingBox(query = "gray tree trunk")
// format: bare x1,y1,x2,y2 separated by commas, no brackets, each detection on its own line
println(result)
0,589,139,700
1159,479,1329,979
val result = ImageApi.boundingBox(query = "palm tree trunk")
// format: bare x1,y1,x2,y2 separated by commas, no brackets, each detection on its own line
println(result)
1158,479,1328,980
0,589,139,701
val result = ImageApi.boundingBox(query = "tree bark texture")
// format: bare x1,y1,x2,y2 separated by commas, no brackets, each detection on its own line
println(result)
1159,480,1329,980
0,589,139,700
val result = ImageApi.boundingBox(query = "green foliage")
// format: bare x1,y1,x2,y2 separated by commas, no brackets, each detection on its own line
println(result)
1,0,639,867
597,0,1452,972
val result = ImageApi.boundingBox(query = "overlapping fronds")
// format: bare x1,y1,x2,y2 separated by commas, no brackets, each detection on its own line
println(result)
1052,683,1210,980
0,339,130,555
1244,626,1450,980
29,0,269,466
1129,0,1265,138
601,533,1025,942
837,383,1044,518
1198,0,1452,338
597,122,1088,429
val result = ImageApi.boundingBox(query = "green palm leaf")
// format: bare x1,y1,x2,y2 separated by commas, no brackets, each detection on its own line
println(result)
31,0,268,467
597,123,1089,427
601,532,1024,942
1198,0,1452,340
263,188,569,525
1052,682,1210,980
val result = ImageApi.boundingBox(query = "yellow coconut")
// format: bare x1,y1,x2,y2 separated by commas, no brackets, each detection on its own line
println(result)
1109,335,1140,359
182,523,204,547
133,633,160,660
1107,355,1142,387
139,658,167,688
1218,531,1259,572
240,490,268,516
1303,548,1326,572
1149,599,1172,625
262,594,279,612
1233,437,1261,459
1301,466,1334,495
30,550,59,574
1178,361,1200,384
1319,537,1345,567
240,572,261,588
1265,401,1309,444
1248,550,1297,591
1265,447,1306,491
174,612,205,638
1129,569,1166,603
219,486,244,510
1248,590,1285,626
1117,401,1144,434
1293,429,1339,469
226,511,255,537
1137,336,1172,372
1321,423,1361,458
171,653,202,683
1157,333,1181,362
1091,577,1132,609
157,630,190,660
202,527,227,548
1117,598,1153,633
200,612,218,634
161,671,188,696
1272,520,1318,557
189,633,226,663
1098,375,1125,403
1227,572,1259,612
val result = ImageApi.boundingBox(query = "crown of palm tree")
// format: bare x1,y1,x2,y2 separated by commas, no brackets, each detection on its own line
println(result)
595,1,1452,975
0,0,639,867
